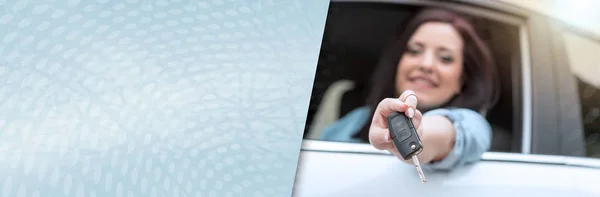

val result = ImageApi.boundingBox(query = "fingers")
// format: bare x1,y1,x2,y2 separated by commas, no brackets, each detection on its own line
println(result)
369,127,393,150
373,98,409,127
416,123,424,138
370,90,422,155
370,111,423,151
376,98,409,117
399,89,422,132
370,98,410,150
386,144,413,163
374,89,418,121
399,89,418,118
412,109,423,134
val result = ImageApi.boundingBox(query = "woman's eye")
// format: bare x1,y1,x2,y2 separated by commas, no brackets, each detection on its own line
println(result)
440,55,454,64
406,47,422,55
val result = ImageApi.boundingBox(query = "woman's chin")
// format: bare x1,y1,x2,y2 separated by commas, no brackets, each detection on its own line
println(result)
409,94,435,109
409,89,431,99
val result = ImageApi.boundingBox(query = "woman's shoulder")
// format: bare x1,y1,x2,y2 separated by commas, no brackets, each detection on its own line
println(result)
319,106,371,143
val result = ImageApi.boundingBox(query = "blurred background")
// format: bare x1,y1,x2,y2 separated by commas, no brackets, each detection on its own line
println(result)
501,0,600,36
492,0,600,157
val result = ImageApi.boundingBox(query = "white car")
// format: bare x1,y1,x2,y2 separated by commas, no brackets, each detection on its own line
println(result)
293,0,600,196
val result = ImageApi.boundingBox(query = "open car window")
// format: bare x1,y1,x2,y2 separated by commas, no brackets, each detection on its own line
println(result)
302,1,528,154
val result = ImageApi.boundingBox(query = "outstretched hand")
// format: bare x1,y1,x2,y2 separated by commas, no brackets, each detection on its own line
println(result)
369,90,423,163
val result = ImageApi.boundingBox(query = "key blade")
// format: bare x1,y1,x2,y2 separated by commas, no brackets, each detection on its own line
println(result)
412,156,427,183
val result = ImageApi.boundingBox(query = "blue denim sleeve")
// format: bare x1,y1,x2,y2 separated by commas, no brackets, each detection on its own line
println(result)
421,108,492,171
319,106,371,143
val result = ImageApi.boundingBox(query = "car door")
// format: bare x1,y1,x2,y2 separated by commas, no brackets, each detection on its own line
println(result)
293,1,600,197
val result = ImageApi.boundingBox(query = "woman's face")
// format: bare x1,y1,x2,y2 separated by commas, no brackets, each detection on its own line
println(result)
396,22,464,110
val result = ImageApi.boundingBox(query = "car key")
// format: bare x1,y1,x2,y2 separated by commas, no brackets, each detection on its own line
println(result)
387,111,426,183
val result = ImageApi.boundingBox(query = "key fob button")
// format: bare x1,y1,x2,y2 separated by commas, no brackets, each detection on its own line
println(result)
390,114,412,142
387,112,423,160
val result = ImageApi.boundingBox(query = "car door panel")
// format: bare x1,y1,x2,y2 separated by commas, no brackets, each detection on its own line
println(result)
293,141,600,197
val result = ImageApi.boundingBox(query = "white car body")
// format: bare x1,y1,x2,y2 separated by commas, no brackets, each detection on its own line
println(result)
293,140,600,197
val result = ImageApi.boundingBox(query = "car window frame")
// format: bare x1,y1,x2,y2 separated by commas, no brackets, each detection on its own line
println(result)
547,21,587,157
473,0,600,159
522,10,568,156
466,0,578,156
486,0,597,158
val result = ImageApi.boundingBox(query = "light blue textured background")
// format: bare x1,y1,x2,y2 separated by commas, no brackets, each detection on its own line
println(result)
0,0,329,196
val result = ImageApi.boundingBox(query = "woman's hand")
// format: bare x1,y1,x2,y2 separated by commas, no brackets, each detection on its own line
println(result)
368,89,453,165
368,90,423,163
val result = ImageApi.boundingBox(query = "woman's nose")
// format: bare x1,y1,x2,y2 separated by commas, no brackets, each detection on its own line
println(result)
419,51,435,70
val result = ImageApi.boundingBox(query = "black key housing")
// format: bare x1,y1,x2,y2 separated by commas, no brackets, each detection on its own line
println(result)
387,111,423,160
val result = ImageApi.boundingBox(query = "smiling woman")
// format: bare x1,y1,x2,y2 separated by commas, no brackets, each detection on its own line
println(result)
318,8,501,171
396,22,466,111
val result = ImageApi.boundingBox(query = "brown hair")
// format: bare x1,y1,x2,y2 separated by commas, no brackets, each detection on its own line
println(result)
353,8,500,141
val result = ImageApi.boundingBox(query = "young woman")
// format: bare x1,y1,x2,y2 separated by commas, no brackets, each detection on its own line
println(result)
321,8,500,171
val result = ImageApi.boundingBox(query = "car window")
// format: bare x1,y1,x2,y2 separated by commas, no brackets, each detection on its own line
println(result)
561,31,600,159
302,2,526,154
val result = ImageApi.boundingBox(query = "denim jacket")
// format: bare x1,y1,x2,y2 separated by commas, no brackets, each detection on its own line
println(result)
320,106,492,171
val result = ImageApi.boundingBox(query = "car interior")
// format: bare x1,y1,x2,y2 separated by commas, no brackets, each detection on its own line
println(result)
576,75,600,157
302,2,525,153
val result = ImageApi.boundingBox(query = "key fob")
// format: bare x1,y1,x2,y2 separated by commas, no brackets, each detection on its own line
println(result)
387,111,423,160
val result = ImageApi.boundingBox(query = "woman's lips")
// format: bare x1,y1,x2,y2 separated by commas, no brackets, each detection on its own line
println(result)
409,77,437,90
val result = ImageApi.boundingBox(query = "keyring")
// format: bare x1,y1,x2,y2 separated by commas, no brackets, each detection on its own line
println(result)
402,93,418,102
